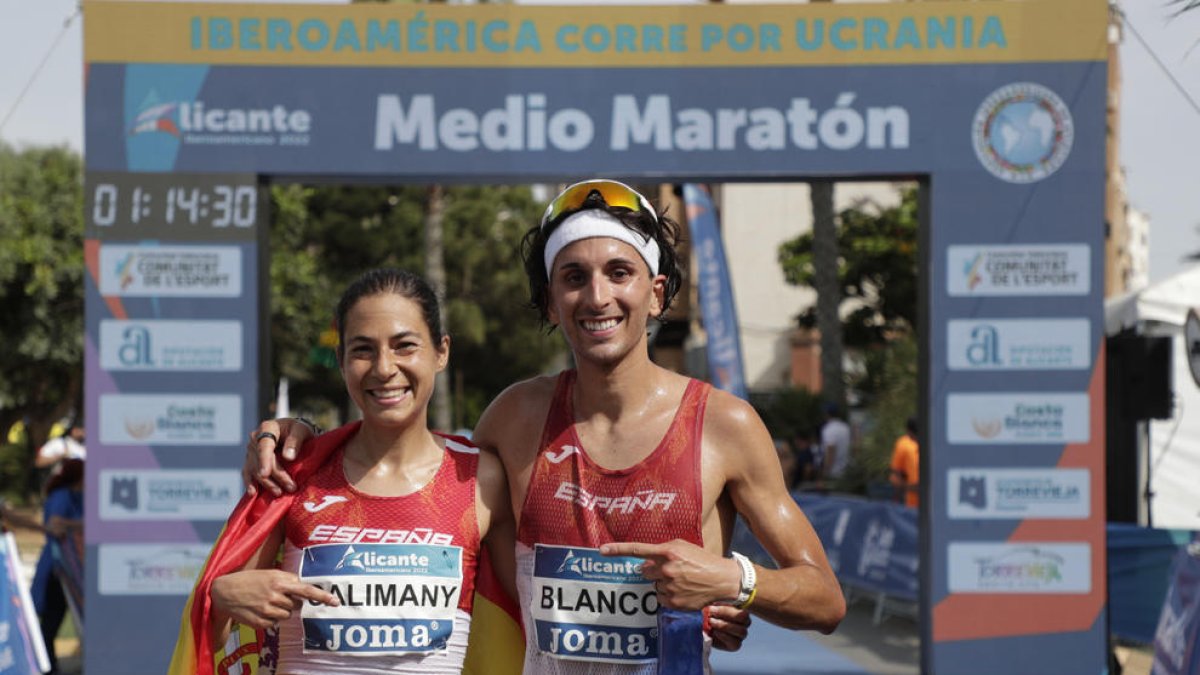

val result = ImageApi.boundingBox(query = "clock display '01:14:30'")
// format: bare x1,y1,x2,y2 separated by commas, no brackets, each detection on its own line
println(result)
91,183,258,228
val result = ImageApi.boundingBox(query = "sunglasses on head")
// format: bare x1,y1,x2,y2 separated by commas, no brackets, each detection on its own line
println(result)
540,179,658,229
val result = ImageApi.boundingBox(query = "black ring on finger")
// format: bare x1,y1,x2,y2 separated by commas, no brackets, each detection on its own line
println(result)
255,431,279,443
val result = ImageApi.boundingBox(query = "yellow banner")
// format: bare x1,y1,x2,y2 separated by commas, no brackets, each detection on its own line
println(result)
84,0,1107,68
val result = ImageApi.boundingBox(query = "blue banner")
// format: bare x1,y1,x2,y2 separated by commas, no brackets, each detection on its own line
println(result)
682,184,747,400
737,493,1193,645
1108,523,1190,645
85,63,1105,182
50,532,85,634
656,608,704,675
1153,536,1200,675
1,533,50,674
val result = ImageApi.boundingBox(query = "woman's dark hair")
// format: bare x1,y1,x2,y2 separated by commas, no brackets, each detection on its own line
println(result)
334,268,445,359
519,189,684,326
45,459,84,495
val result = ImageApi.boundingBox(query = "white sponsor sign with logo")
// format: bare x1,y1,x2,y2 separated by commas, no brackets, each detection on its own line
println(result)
98,394,242,445
99,319,242,371
946,392,1089,444
948,542,1091,593
947,318,1091,370
947,244,1090,296
98,469,241,520
947,468,1090,519
98,244,242,297
98,543,211,595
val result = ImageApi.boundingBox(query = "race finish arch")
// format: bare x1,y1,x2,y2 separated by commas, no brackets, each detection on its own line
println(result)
83,1,1108,672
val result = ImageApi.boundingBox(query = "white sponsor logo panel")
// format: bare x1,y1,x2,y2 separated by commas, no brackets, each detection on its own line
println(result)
98,244,241,297
948,542,1091,593
98,394,242,445
947,244,1089,296
947,468,1090,519
99,319,242,371
99,469,241,520
98,543,211,595
947,318,1090,370
946,392,1089,444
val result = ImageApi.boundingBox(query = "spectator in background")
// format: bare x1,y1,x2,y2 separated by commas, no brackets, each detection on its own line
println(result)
820,402,851,483
32,458,84,675
774,438,798,489
889,416,920,508
35,421,86,473
790,427,821,489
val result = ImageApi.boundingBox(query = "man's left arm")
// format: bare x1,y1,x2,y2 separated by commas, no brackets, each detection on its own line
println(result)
603,394,845,633
714,396,845,632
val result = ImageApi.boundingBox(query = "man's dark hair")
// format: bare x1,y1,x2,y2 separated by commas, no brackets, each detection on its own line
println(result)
520,188,684,326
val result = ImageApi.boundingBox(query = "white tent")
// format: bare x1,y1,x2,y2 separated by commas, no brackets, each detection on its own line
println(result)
1105,266,1200,531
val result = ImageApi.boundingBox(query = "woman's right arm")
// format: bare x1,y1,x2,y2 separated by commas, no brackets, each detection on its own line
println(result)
241,419,319,496
209,526,339,647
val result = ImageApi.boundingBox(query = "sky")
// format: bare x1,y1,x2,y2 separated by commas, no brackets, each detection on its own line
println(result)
2,0,1198,285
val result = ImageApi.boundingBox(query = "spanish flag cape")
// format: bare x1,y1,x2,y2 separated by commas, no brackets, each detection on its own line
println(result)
167,422,524,675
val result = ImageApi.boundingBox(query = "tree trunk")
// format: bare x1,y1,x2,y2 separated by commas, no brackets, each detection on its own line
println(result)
424,184,453,431
811,179,844,405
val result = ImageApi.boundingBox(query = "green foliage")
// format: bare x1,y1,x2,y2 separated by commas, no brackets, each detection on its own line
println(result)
839,333,919,496
441,185,563,422
778,186,918,349
0,143,85,498
265,183,562,428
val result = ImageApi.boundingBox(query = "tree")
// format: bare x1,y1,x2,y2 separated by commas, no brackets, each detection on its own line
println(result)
809,180,845,406
0,143,85,499
844,333,919,495
424,185,452,431
779,186,919,354
438,185,565,426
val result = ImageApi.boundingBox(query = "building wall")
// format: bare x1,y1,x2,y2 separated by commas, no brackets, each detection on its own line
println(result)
1105,14,1132,299
1126,206,1150,291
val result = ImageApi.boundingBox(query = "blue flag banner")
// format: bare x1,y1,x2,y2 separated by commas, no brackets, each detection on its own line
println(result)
656,608,704,675
51,532,85,633
1153,535,1200,675
682,184,747,400
1,532,50,674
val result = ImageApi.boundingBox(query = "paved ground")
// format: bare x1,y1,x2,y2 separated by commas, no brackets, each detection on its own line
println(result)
711,593,919,675
711,590,1155,675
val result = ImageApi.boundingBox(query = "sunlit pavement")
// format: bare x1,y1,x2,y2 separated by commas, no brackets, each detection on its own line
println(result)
711,597,919,675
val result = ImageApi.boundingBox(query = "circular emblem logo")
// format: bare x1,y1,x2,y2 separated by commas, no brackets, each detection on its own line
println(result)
972,83,1073,183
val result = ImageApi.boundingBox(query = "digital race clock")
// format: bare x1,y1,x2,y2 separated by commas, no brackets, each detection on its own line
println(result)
85,172,264,241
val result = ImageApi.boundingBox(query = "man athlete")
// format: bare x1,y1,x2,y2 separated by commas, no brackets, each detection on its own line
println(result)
244,180,845,672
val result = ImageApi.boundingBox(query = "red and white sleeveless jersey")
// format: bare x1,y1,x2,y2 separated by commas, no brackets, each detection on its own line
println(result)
516,370,710,674
277,435,480,675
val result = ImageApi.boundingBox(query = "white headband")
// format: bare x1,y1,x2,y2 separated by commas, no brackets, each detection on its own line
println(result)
543,210,661,277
